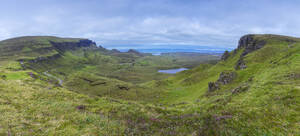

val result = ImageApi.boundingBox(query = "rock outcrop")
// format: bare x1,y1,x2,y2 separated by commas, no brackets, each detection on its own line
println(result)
50,39,97,52
208,71,237,92
235,58,247,70
27,72,38,79
0,75,7,80
285,73,300,80
221,50,230,61
208,82,220,92
217,71,237,85
117,85,130,90
76,105,86,111
235,34,266,70
22,39,98,65
238,34,266,56
231,83,249,94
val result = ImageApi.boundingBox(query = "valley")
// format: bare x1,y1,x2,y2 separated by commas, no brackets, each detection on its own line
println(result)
0,34,299,135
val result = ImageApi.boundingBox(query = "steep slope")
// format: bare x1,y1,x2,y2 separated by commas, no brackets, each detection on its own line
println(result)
152,34,300,102
144,34,300,135
0,36,97,61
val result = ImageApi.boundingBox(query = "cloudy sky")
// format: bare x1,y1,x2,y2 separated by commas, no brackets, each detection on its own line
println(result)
0,0,300,49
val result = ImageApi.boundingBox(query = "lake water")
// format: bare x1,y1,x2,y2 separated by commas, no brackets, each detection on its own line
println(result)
158,68,189,74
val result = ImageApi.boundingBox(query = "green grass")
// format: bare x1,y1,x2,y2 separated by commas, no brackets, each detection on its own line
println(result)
0,60,126,135
140,34,300,135
21,45,218,101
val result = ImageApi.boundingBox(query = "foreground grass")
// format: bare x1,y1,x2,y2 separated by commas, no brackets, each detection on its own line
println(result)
0,73,125,135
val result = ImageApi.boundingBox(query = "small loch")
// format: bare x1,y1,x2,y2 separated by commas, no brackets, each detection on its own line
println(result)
158,68,189,74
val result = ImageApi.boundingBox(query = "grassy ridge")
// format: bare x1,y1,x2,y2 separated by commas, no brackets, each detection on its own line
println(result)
0,36,84,61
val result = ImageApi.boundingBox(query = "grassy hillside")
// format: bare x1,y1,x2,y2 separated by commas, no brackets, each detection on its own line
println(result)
0,36,89,60
0,36,217,101
154,34,300,102
143,34,300,135
0,34,299,135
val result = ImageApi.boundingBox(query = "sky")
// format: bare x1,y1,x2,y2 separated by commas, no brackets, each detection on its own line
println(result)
0,0,300,49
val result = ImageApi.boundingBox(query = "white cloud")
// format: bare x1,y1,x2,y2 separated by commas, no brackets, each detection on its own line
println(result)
0,0,300,49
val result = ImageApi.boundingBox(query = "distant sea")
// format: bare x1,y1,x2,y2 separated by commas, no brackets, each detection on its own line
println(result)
118,48,232,55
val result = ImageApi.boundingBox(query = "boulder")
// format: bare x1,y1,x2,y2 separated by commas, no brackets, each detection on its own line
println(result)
208,82,220,92
231,83,249,94
221,50,230,61
208,71,236,92
248,76,254,82
0,75,7,80
27,72,38,79
286,73,300,79
117,85,130,90
235,58,247,70
76,105,86,111
217,71,237,85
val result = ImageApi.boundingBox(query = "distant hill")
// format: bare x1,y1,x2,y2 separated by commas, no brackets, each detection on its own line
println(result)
0,36,98,60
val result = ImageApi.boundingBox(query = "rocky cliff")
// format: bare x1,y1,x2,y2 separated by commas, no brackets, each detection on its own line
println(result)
0,36,98,59
237,34,266,56
235,34,266,69
50,39,97,52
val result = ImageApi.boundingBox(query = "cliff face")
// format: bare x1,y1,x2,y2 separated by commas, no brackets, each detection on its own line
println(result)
25,39,98,64
238,34,266,56
225,34,298,70
0,36,98,60
233,34,266,69
220,34,267,68
50,39,97,52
